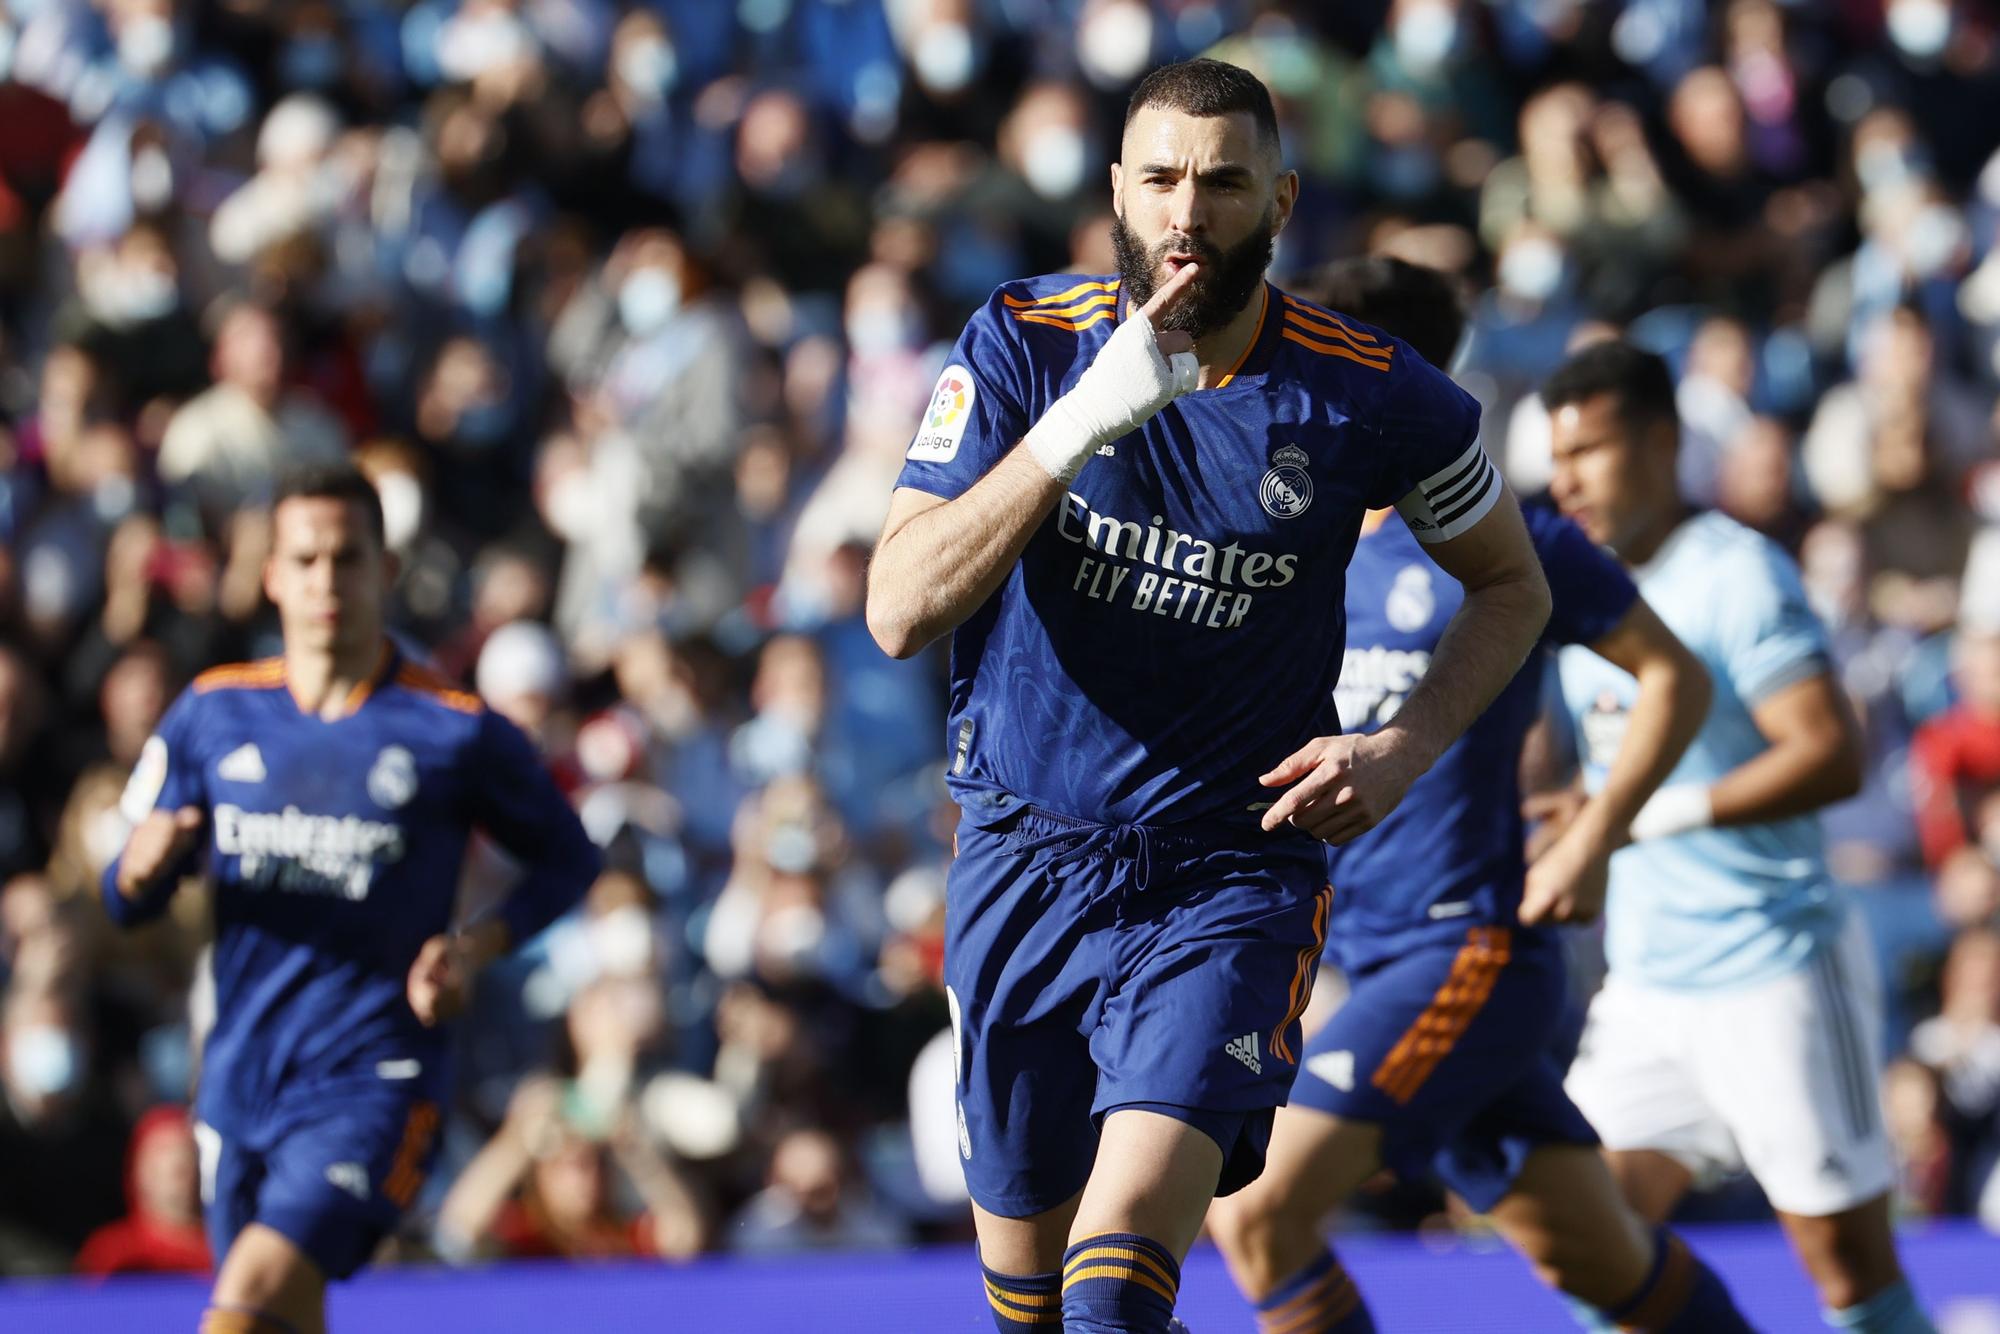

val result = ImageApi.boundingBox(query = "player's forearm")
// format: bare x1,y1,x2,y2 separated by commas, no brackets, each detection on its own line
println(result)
100,857,177,927
1380,568,1551,772
866,449,1067,658
1572,649,1709,854
495,837,603,950
435,1135,533,1252
1706,734,1863,826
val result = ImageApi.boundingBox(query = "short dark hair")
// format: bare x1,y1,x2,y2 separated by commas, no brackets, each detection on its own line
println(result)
1307,256,1465,369
1124,59,1281,158
1541,340,1678,437
272,462,386,545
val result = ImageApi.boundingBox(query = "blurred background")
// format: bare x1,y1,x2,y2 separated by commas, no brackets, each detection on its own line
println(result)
0,0,1997,1296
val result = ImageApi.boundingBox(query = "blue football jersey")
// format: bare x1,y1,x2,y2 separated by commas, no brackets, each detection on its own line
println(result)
894,277,1497,828
104,649,600,1135
1325,504,1637,972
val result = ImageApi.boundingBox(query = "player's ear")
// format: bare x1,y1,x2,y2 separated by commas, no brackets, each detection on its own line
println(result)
1109,161,1123,216
1272,168,1300,236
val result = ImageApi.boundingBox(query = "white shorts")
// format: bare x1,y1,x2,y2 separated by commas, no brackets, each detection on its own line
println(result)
1565,913,1894,1217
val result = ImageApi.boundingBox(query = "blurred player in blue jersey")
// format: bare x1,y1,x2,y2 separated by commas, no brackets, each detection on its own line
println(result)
1540,341,1934,1334
103,466,601,1334
868,61,1556,1334
1207,258,1750,1334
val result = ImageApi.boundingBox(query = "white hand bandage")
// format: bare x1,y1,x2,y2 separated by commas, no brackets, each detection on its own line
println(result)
1023,309,1201,482
1627,784,1714,842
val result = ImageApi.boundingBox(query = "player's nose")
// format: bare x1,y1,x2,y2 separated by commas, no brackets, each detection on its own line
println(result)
1166,177,1205,236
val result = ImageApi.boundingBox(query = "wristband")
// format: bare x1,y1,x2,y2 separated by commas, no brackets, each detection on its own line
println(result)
1627,784,1713,841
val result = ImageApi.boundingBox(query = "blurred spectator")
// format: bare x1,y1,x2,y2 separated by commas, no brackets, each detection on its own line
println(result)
72,1104,209,1277
156,301,348,521
727,1126,908,1255
1911,625,2000,923
437,1075,707,1262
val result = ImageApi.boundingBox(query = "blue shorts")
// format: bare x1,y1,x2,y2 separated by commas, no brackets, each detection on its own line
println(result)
1294,925,1596,1213
199,1088,441,1280
946,801,1330,1218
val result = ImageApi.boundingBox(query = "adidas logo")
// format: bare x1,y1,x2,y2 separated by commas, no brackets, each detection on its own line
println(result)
324,1161,371,1201
217,743,266,784
1307,1049,1355,1092
1224,1032,1262,1075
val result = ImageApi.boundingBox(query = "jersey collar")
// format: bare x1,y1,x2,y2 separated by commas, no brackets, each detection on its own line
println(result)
285,640,401,720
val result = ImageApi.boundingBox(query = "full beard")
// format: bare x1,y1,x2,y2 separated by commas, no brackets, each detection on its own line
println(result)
1111,207,1275,339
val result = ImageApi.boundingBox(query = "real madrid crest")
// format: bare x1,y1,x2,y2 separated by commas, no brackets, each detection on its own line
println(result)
1260,444,1314,519
367,745,419,810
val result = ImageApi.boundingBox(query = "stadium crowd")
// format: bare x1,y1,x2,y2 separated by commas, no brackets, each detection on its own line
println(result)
0,0,1997,1280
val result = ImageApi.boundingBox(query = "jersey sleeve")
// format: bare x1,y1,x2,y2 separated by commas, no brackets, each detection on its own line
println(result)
892,288,1032,502
1525,504,1639,647
465,708,602,949
1366,348,1496,544
102,689,208,927
1712,537,1832,707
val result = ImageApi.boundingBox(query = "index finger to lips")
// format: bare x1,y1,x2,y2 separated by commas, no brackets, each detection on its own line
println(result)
1138,261,1200,322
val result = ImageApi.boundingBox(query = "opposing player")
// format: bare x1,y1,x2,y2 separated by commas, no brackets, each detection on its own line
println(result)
1541,341,1934,1334
103,465,601,1334
1205,256,1751,1333
867,61,1553,1333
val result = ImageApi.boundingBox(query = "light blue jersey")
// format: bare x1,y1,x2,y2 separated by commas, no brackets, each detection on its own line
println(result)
1556,511,1844,990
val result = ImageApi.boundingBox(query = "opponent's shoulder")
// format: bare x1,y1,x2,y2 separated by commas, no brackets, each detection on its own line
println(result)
191,657,288,697
1675,511,1800,584
386,660,485,718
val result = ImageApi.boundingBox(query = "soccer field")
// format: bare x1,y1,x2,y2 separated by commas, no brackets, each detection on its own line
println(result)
7,1224,1996,1332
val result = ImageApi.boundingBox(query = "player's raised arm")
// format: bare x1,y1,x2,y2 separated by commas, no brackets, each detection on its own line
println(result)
1520,596,1711,925
101,694,209,927
865,264,1203,659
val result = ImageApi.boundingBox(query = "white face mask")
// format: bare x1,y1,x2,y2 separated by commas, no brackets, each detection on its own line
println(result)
589,904,656,977
616,36,676,102
118,15,177,77
130,146,174,212
1500,237,1566,301
1078,2,1153,86
844,303,920,357
1886,0,1951,59
618,267,682,337
912,22,975,94
1393,0,1460,78
1022,126,1088,199
375,469,424,550
1904,204,1967,278
8,1025,79,1099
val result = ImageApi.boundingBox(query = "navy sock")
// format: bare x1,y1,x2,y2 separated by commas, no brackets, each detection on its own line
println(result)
1824,1278,1936,1334
1254,1247,1376,1333
1599,1229,1753,1333
983,1261,1062,1330
1061,1232,1180,1334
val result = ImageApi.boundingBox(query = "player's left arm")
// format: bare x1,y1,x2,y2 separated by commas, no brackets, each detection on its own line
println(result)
1633,542,1862,839
1260,488,1551,842
410,710,604,1026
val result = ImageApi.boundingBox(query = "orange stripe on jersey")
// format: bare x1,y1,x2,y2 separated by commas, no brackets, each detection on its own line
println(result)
1281,312,1393,367
1280,295,1387,347
1214,287,1270,388
1015,292,1118,321
393,664,482,714
193,659,287,693
1280,326,1393,373
1013,308,1116,332
1002,278,1120,309
1371,926,1510,1104
1270,884,1333,1063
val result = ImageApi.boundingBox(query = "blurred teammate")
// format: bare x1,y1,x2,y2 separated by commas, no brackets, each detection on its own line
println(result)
868,62,1553,1334
104,465,601,1334
1542,341,1934,1334
1208,257,1748,1333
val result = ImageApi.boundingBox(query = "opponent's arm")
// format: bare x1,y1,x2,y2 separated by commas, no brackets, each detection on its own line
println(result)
1520,599,1709,924
866,265,1201,659
1260,487,1550,842
1707,672,1863,825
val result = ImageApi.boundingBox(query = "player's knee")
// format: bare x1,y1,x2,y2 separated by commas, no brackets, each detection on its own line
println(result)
212,1227,324,1317
1206,1181,1309,1267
